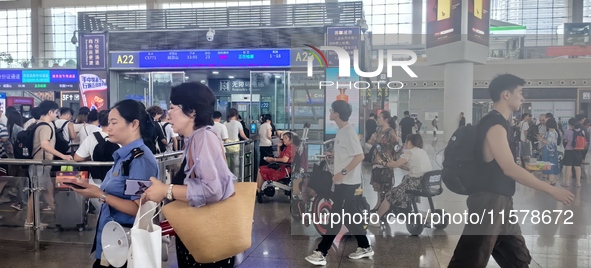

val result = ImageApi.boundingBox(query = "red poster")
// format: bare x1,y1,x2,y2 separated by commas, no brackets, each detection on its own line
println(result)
79,71,108,111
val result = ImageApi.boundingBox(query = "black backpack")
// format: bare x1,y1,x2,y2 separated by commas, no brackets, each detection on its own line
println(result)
14,122,53,159
441,112,506,195
91,132,120,180
54,121,70,155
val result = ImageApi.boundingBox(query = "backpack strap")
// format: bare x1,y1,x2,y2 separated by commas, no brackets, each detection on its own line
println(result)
121,147,145,177
93,131,105,145
56,121,67,131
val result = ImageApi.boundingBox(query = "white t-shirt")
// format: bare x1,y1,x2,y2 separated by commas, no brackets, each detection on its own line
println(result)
160,122,180,143
520,121,530,142
23,118,36,129
225,120,243,141
334,124,363,185
75,130,113,160
401,147,433,178
55,119,71,142
212,122,229,140
259,123,272,147
77,123,100,144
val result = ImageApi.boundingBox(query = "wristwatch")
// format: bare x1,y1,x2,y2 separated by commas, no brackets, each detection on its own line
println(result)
166,184,175,201
98,193,107,204
341,169,348,175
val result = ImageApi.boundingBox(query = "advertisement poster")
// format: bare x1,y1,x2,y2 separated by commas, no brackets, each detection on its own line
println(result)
324,68,360,136
468,0,490,46
79,71,108,111
426,0,462,48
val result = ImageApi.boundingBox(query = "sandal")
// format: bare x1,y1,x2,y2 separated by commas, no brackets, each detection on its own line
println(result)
549,180,556,186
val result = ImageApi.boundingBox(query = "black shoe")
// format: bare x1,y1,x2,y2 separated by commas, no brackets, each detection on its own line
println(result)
256,191,264,203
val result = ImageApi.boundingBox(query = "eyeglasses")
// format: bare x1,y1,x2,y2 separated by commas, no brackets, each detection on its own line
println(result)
329,108,334,113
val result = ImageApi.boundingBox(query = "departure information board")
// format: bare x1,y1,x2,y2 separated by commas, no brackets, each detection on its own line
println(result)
111,49,291,69
0,69,78,90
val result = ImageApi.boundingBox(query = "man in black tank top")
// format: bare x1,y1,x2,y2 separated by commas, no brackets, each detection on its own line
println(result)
449,74,574,268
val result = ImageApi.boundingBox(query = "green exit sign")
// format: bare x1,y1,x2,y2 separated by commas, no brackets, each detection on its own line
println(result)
34,84,47,88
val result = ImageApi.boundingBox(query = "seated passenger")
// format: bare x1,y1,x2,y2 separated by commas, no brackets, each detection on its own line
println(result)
374,134,432,219
255,132,298,196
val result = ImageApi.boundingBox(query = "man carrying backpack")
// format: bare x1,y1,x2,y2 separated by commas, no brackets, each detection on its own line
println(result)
448,74,574,267
25,101,73,228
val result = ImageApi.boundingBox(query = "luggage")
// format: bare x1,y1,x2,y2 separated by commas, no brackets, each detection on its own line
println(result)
54,190,89,232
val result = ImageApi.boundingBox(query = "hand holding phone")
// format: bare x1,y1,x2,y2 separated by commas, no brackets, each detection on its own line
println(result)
63,182,86,189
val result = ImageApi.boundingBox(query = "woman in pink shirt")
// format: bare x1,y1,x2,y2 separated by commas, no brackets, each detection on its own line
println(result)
144,82,238,267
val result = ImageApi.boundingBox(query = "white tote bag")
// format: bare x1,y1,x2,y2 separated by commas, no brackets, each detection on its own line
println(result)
127,199,162,268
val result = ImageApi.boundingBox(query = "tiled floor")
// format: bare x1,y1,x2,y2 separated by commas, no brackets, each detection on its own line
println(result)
0,135,590,267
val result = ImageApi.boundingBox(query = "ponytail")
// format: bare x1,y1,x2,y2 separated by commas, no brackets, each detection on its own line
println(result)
112,99,158,154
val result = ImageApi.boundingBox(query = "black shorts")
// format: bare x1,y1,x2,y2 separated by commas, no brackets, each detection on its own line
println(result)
563,150,583,166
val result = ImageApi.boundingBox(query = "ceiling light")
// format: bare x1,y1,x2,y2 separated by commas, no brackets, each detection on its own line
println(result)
228,76,235,79
275,75,281,78
200,80,206,83
212,71,219,74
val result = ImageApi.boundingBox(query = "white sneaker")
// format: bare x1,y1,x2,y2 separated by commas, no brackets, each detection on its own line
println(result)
305,251,327,266
348,247,374,260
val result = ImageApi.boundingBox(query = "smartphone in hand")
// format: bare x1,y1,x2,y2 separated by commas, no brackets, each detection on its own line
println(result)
63,182,86,189
124,179,153,196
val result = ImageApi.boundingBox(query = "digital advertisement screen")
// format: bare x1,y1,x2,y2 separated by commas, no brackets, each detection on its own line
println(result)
426,0,462,49
467,0,490,46
79,70,108,111
110,49,291,69
0,69,78,90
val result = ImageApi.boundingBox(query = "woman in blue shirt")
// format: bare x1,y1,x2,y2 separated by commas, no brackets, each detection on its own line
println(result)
71,100,159,268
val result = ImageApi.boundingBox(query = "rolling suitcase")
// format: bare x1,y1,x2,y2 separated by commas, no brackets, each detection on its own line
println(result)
54,190,89,232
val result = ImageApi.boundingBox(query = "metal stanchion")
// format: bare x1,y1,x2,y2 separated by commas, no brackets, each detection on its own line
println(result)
30,165,41,251
239,143,245,182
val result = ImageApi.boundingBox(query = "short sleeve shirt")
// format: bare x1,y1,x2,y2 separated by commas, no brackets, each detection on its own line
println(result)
55,119,70,142
259,123,272,147
225,120,242,141
75,130,111,160
212,122,229,140
334,124,363,185
33,122,55,160
94,139,159,259
77,124,100,144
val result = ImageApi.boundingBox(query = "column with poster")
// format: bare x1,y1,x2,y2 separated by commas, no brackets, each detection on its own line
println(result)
426,0,490,140
324,26,361,139
78,33,108,111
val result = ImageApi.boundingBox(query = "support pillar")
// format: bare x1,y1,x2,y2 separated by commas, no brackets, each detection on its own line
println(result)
568,0,584,23
30,0,43,66
443,62,473,141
